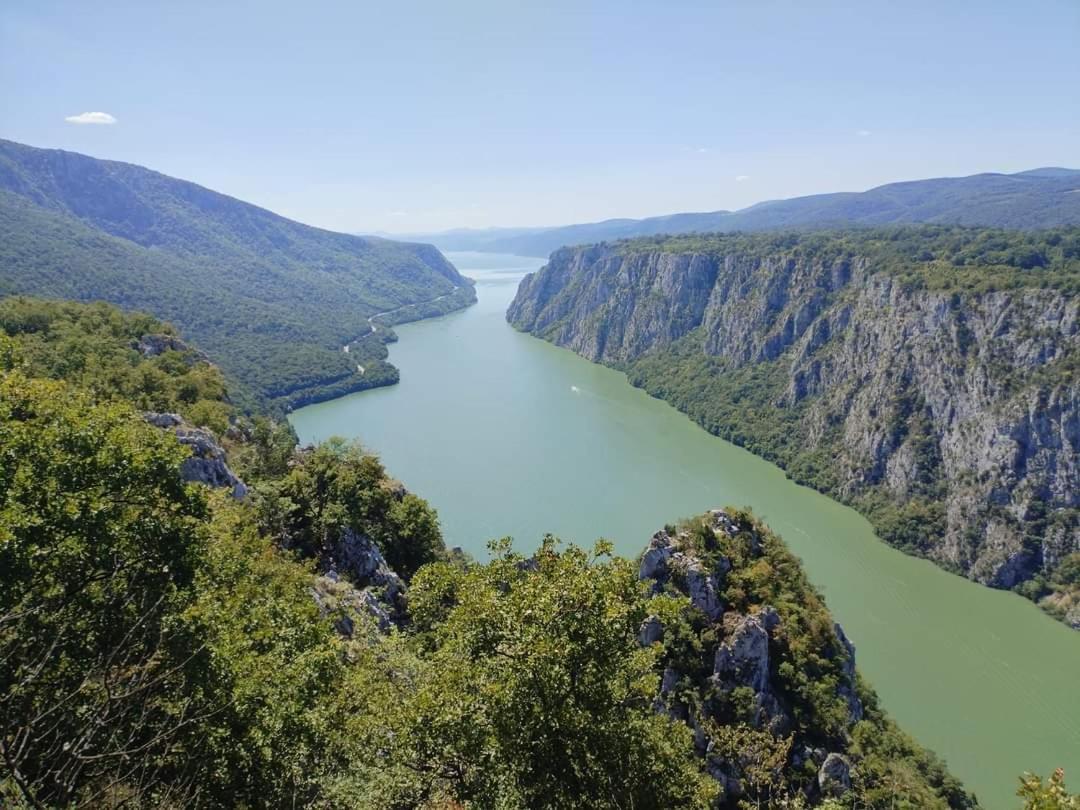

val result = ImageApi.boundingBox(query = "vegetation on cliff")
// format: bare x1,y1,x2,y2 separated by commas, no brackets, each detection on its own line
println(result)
508,226,1080,627
614,226,1080,293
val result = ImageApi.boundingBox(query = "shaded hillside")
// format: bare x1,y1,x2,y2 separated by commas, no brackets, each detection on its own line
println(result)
413,168,1080,257
508,226,1080,627
0,139,476,409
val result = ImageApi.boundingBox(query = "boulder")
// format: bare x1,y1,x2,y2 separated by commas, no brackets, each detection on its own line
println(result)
144,411,182,428
818,752,852,796
638,614,664,646
137,333,210,364
144,412,247,498
639,530,675,582
325,528,407,623
714,614,770,693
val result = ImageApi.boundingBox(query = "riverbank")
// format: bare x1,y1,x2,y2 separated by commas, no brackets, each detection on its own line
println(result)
275,283,478,412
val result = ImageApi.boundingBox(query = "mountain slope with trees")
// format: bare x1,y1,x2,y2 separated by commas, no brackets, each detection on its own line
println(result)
0,139,476,410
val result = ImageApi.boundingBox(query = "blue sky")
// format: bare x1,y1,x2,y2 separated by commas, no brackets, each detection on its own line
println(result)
3,0,1078,232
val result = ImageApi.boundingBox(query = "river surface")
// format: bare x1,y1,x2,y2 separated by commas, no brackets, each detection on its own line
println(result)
291,252,1080,809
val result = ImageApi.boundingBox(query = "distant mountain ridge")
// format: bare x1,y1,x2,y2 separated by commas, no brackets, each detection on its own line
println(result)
403,168,1080,257
0,139,475,409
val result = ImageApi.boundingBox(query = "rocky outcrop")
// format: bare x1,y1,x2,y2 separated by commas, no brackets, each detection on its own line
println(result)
322,527,407,627
818,753,853,797
137,332,210,363
833,623,864,723
641,527,726,620
713,613,771,694
311,571,396,635
638,615,664,646
509,238,1080,620
640,510,863,800
304,527,410,637
144,412,247,498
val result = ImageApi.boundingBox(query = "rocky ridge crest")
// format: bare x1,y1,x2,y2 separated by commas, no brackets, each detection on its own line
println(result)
638,509,862,803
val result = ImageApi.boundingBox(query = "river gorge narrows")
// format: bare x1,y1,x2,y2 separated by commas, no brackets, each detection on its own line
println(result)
290,252,1080,809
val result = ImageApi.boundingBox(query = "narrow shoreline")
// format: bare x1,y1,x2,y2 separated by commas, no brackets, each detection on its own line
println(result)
280,284,478,412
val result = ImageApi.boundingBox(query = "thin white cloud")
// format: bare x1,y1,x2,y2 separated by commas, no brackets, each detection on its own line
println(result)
387,210,409,217
735,175,750,182
65,111,117,125
856,129,871,137
696,147,709,154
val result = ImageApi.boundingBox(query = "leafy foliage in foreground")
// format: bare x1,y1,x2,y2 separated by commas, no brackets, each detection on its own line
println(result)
0,373,211,804
1018,769,1080,809
0,296,233,429
0,295,1041,809
0,372,713,807
323,540,718,809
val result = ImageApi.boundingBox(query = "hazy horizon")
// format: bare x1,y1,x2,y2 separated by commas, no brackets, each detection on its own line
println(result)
4,0,1079,234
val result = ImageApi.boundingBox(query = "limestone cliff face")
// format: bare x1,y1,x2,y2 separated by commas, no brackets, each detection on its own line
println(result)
508,242,1079,616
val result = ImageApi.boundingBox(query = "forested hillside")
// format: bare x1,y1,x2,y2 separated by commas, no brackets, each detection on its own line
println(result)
508,226,1080,627
0,297,998,808
416,168,1080,257
0,139,476,410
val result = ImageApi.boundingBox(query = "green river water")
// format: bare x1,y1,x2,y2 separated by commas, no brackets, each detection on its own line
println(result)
290,252,1080,809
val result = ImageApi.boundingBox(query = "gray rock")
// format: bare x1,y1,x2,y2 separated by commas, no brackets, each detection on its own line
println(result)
175,426,248,498
833,622,864,723
325,528,407,623
311,575,394,636
757,691,792,737
818,752,852,796
709,509,742,538
654,666,687,721
639,531,675,582
660,666,679,695
714,614,770,693
680,557,723,620
711,611,792,734
758,605,781,632
144,413,247,498
144,411,182,428
638,614,664,646
711,509,764,555
137,333,210,364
